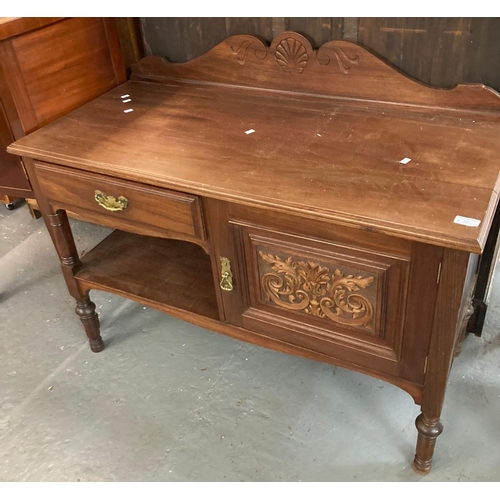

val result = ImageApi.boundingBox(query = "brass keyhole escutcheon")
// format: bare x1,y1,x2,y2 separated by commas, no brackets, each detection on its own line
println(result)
220,257,234,292
94,190,129,212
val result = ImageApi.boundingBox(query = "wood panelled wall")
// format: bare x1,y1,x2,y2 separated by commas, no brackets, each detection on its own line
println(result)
139,17,500,91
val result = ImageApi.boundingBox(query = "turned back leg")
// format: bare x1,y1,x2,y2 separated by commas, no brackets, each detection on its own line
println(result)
75,293,104,352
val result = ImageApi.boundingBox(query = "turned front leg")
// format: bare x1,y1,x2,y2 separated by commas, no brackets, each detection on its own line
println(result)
45,210,105,352
20,158,105,353
412,249,471,474
76,293,104,353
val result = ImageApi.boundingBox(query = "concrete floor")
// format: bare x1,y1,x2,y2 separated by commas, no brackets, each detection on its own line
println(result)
1,204,499,482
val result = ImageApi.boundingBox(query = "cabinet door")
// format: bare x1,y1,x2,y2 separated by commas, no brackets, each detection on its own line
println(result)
209,201,442,385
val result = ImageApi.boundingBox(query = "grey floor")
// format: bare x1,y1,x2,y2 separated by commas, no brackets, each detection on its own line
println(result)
1,204,499,482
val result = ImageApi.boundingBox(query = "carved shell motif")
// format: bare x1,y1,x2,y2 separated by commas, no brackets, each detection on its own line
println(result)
275,38,309,74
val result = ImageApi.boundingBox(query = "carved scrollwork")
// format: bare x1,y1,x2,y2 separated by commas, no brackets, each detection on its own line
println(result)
230,35,360,76
316,46,360,74
275,38,309,74
230,40,267,65
258,251,374,329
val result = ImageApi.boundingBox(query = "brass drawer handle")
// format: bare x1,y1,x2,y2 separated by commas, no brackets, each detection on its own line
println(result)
94,190,128,212
220,257,234,292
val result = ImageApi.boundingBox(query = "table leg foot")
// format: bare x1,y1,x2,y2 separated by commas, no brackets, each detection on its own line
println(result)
75,293,104,353
413,413,443,474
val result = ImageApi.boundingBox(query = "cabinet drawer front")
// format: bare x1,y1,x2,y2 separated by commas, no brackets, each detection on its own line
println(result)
34,162,206,242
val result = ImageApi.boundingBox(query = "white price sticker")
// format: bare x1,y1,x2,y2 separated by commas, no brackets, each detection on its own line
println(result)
454,216,481,227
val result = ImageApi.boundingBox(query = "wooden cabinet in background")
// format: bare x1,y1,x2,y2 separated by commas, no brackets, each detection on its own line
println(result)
0,17,126,207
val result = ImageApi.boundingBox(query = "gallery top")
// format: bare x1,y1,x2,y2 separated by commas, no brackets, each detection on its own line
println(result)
8,32,500,253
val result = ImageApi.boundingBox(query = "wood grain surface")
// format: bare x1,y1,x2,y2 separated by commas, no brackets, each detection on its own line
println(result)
9,74,500,253
76,230,219,320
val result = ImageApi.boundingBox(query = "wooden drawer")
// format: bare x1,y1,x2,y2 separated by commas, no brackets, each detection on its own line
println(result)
34,162,206,243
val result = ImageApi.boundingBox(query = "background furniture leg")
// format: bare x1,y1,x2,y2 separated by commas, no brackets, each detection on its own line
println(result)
5,197,25,210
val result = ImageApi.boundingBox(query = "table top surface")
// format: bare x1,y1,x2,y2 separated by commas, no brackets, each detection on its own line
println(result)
8,78,500,253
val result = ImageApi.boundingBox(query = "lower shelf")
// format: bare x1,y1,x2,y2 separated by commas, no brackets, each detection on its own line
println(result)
75,230,219,320
73,231,422,403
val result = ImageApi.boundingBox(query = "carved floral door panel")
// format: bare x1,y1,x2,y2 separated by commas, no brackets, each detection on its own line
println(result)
217,211,441,384
255,240,386,339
